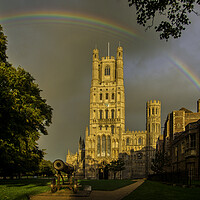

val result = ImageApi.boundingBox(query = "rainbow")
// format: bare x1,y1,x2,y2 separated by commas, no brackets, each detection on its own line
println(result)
169,56,200,91
0,11,142,40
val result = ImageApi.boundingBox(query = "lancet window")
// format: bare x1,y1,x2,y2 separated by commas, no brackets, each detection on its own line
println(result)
105,66,110,75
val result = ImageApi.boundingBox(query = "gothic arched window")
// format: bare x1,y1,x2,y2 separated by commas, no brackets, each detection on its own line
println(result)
97,136,100,156
126,137,130,145
100,110,103,119
111,109,114,119
105,66,110,76
106,110,108,119
107,136,111,156
138,137,143,145
102,135,106,156
100,93,102,100
112,93,114,100
111,125,114,134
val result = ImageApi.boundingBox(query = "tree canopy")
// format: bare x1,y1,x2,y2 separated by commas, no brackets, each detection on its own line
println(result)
128,0,200,40
107,159,125,179
0,25,53,178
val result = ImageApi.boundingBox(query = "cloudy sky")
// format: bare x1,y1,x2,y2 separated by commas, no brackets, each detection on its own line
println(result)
0,0,200,161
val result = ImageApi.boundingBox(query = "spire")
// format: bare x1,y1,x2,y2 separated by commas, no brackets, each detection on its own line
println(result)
68,149,70,156
108,42,110,57
119,41,121,47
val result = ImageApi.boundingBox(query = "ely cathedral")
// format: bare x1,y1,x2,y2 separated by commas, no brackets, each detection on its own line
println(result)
66,45,161,179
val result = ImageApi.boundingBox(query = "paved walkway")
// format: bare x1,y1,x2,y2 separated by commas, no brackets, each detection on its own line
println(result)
30,179,144,200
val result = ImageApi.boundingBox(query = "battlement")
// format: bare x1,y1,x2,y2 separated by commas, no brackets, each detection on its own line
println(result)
125,130,147,135
101,56,115,61
147,100,161,105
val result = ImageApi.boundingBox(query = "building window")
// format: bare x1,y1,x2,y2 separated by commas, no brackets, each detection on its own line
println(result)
138,138,142,145
100,110,103,119
152,108,154,115
111,109,114,119
106,110,108,119
190,134,196,148
111,125,114,134
105,125,108,130
97,136,100,156
107,136,111,156
126,138,130,145
181,142,185,154
102,135,106,156
105,66,110,75
112,93,114,99
186,136,189,149
100,93,102,100
99,125,102,130
106,93,108,99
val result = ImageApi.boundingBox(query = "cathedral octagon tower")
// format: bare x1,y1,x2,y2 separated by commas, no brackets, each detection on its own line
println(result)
85,45,125,173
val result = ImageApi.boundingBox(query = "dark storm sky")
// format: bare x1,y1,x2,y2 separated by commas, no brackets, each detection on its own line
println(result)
0,0,200,161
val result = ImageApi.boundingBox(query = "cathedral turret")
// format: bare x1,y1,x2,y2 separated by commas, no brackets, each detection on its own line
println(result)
92,48,99,86
116,45,124,85
146,100,161,148
197,99,200,113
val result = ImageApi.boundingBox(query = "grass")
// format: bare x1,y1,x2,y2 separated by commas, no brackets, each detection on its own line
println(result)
122,180,200,200
0,178,51,200
79,179,135,191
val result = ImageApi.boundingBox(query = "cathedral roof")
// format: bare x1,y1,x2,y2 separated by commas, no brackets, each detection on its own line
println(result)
179,107,193,113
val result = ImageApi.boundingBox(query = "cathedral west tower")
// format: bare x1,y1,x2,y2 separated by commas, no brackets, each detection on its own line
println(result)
85,45,125,178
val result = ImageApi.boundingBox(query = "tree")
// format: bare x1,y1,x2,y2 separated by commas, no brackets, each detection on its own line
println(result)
0,25,8,64
107,159,125,179
128,0,200,40
37,160,55,177
151,152,169,174
0,25,53,178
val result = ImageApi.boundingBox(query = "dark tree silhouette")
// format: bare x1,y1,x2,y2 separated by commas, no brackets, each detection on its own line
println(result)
128,0,200,40
0,25,53,178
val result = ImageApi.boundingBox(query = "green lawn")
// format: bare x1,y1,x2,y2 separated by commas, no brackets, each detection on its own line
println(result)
0,178,51,200
79,179,135,191
123,180,200,200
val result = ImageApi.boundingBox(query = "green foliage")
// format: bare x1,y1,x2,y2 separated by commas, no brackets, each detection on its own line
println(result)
79,179,135,191
122,180,200,200
151,152,169,174
37,160,55,177
0,25,8,64
128,0,200,40
0,178,51,200
0,25,53,178
107,159,125,179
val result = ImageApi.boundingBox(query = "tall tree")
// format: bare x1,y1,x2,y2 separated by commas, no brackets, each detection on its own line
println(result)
151,152,169,174
0,25,53,178
0,25,8,64
107,159,125,179
128,0,200,40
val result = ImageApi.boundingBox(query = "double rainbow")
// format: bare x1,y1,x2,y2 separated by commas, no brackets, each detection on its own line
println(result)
169,56,200,91
0,11,141,40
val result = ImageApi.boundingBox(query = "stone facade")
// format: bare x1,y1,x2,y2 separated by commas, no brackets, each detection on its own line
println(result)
171,120,200,179
162,100,200,175
66,45,161,179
